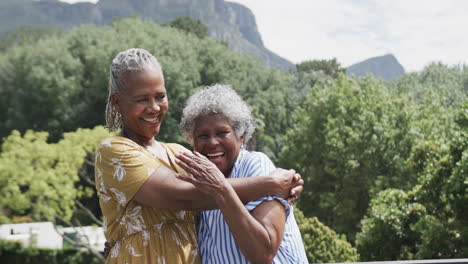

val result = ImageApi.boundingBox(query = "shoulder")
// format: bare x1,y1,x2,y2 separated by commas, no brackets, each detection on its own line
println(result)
95,136,149,164
97,136,139,151
240,150,274,167
233,150,276,178
163,143,190,153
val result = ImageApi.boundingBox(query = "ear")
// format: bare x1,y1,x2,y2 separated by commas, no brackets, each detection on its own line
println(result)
110,92,120,112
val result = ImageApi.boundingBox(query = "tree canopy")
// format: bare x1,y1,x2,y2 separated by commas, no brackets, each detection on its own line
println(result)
0,16,467,261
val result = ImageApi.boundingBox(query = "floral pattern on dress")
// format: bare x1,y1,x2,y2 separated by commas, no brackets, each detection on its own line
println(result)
94,137,200,264
120,203,146,236
112,158,126,181
110,240,120,258
101,138,112,148
126,244,142,257
95,151,102,164
109,188,127,206
96,168,111,202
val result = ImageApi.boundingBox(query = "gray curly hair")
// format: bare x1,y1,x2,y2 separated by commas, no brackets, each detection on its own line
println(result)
105,48,163,131
180,84,256,145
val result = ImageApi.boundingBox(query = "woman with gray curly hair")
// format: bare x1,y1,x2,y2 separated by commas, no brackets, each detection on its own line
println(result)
95,48,303,264
175,84,308,263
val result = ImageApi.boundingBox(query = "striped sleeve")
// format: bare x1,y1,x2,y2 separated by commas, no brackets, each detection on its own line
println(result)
242,152,291,216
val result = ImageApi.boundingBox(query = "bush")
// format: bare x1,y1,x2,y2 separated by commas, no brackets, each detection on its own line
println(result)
294,208,359,263
0,239,101,264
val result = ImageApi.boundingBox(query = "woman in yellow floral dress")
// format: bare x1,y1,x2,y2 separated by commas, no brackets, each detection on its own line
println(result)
95,48,302,263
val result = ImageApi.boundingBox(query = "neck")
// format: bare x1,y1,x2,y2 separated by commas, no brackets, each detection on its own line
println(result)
223,150,242,178
119,127,157,148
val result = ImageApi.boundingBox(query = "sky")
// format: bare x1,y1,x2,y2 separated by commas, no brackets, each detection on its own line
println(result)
60,0,468,72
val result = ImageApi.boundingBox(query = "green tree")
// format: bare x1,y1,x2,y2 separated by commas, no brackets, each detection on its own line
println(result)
389,62,467,107
355,189,427,260
295,208,359,263
0,35,83,140
280,74,417,239
356,102,468,259
296,58,345,79
0,126,110,223
0,26,62,52
165,16,208,39
0,17,295,163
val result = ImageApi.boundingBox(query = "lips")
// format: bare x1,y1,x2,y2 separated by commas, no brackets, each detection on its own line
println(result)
142,116,161,124
207,152,224,157
205,152,225,163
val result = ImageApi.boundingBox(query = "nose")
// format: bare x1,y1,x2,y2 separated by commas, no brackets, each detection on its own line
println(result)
147,98,160,113
206,136,219,147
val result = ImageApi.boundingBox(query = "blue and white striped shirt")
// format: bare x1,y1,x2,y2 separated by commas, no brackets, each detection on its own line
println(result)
198,149,308,263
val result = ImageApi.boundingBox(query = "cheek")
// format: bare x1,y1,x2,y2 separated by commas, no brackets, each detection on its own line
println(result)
160,102,169,114
193,142,203,152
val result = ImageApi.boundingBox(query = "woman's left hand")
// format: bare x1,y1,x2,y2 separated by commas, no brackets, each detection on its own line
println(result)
175,151,229,196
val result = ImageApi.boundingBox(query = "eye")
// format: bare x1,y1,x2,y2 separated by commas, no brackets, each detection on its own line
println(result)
197,134,208,140
217,131,229,137
156,95,166,102
135,98,148,103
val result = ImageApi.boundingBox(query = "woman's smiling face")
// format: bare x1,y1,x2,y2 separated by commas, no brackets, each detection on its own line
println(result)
193,114,244,177
113,68,168,143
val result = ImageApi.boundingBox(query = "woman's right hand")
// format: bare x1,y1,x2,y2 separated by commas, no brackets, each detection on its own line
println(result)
174,151,229,198
268,168,304,203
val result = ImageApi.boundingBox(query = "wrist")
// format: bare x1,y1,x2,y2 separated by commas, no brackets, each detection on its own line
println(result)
212,181,232,204
265,175,280,196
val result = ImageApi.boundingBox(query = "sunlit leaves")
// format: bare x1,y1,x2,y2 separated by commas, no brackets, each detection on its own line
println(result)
0,127,110,222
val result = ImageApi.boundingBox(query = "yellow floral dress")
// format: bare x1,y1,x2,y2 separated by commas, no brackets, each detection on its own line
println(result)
94,136,201,264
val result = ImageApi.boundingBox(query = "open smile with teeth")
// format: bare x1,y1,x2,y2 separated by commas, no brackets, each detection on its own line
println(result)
143,116,160,123
206,152,225,161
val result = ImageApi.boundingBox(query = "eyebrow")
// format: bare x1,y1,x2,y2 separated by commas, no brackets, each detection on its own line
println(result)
132,92,165,98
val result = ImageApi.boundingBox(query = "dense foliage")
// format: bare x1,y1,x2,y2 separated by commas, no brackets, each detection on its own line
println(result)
0,239,100,264
295,208,359,263
280,74,417,238
296,58,345,79
164,16,208,39
0,17,294,161
0,17,467,261
356,102,468,259
0,127,110,223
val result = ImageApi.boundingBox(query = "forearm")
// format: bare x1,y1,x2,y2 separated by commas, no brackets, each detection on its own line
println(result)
174,175,278,210
214,184,277,263
148,175,275,211
175,176,274,211
134,166,221,211
228,176,275,203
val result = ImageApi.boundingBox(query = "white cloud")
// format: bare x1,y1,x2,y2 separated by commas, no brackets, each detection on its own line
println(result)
229,0,468,71
58,0,468,71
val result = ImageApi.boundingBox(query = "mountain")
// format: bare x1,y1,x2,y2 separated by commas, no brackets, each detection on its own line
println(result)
0,0,294,70
346,54,405,80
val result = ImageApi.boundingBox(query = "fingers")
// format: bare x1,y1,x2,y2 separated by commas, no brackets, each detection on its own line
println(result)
175,152,200,174
103,241,113,258
175,173,197,184
175,158,195,176
175,151,195,165
194,151,206,159
286,194,300,204
176,151,210,169
290,183,303,196
293,172,301,182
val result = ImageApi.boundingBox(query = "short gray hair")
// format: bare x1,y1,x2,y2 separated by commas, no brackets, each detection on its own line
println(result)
105,48,163,131
180,84,255,145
